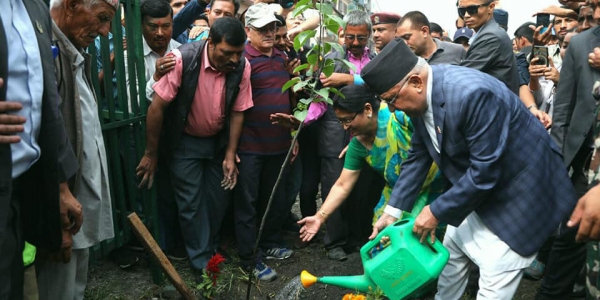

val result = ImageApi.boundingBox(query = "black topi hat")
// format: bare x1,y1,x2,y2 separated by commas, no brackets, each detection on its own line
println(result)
360,39,418,95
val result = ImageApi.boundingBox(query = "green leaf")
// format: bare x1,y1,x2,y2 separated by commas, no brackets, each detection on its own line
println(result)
329,87,345,99
334,58,357,73
323,42,331,55
294,30,316,52
292,80,309,93
293,63,310,74
293,0,312,14
294,109,309,121
325,42,344,53
328,15,345,31
299,98,312,104
292,5,311,19
315,88,330,100
315,2,333,15
322,59,335,77
307,53,318,65
282,77,300,92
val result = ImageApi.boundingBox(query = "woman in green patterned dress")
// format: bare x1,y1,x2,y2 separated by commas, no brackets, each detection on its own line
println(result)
298,84,442,242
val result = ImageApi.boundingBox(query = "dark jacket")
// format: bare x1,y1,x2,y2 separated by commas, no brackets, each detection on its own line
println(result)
551,26,600,167
390,65,576,256
0,0,77,251
460,18,519,94
161,40,246,158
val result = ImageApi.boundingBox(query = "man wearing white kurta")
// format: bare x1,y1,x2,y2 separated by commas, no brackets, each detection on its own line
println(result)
36,0,117,299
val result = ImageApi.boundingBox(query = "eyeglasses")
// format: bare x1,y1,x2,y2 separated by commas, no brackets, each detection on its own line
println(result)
338,112,359,125
457,2,490,18
345,35,369,42
380,74,411,104
250,24,276,34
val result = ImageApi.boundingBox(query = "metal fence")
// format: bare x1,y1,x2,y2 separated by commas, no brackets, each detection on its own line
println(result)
87,0,162,283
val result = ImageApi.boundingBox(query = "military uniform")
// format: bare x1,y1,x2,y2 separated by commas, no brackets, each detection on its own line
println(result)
585,81,600,299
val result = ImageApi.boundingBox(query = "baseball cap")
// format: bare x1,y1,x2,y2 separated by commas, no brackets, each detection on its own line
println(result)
453,27,474,42
245,3,281,28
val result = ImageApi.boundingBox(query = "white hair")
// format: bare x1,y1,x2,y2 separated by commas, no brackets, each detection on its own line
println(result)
343,10,372,33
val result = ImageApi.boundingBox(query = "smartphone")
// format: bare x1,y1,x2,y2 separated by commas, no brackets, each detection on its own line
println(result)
536,13,551,34
532,45,549,66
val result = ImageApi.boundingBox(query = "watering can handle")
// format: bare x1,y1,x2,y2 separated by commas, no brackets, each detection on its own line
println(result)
361,216,415,261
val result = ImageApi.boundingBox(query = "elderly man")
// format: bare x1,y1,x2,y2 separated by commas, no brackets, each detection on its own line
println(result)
370,12,400,52
137,16,251,283
0,0,79,298
363,40,577,299
395,11,466,65
34,0,117,298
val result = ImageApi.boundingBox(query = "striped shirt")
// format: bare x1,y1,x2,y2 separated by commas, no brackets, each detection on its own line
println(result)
238,44,291,155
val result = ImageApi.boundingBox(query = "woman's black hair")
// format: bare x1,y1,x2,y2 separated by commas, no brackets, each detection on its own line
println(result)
333,84,380,113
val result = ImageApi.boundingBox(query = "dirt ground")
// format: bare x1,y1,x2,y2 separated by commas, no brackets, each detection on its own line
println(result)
84,224,542,300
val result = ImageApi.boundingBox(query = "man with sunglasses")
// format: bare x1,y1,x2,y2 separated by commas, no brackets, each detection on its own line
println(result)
363,39,577,299
457,0,519,94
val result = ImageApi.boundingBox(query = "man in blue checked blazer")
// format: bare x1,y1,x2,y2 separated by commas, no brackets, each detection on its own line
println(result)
361,39,577,299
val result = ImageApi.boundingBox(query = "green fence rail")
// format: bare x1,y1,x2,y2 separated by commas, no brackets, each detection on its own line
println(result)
87,0,163,284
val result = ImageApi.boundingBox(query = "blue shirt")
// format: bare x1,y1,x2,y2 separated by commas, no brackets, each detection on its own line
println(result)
1,0,43,178
94,27,126,101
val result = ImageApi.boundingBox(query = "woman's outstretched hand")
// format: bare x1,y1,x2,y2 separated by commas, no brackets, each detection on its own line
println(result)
298,216,323,242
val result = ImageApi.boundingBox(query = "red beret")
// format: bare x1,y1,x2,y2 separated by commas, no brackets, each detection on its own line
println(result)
370,12,401,26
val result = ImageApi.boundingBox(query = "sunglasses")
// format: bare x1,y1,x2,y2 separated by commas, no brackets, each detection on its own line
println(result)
250,24,276,34
457,2,490,18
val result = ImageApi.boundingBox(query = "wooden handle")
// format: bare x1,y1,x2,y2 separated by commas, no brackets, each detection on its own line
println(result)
128,212,196,300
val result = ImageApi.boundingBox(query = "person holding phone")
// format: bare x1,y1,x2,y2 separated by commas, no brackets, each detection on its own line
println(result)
528,32,575,120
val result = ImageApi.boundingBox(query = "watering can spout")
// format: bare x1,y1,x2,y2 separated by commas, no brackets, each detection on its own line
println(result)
301,270,375,293
300,270,317,288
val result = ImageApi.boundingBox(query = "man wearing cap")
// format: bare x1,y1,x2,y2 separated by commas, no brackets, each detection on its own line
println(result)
363,39,577,299
395,11,466,66
234,3,295,281
453,27,473,51
370,12,400,53
35,0,119,298
457,0,519,94
493,8,509,31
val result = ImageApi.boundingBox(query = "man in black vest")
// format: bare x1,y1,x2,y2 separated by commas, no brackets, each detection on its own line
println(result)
136,17,253,281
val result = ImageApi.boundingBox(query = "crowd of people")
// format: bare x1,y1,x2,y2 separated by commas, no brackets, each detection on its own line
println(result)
4,0,600,299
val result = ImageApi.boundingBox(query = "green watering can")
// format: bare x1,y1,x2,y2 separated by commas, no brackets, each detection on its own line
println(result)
301,217,449,299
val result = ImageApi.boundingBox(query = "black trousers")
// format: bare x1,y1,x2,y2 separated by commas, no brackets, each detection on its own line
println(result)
0,177,24,300
535,146,591,299
234,153,289,267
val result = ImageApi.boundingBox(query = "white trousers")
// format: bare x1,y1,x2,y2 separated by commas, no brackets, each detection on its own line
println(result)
435,213,536,300
36,248,89,300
